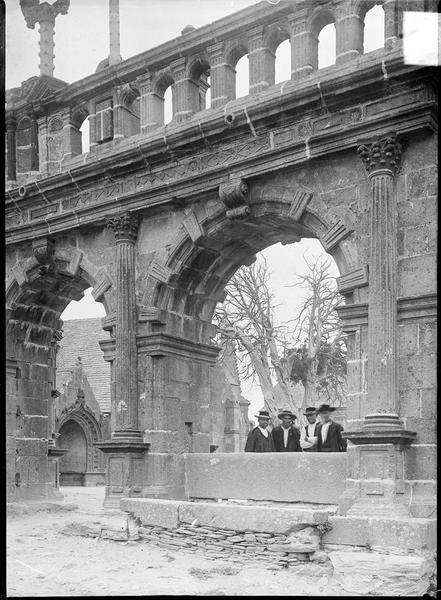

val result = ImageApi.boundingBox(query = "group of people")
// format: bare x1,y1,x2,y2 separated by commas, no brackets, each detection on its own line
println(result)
244,405,347,453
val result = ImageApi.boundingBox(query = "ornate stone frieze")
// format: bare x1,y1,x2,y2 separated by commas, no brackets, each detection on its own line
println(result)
106,211,139,242
219,178,250,220
357,133,402,176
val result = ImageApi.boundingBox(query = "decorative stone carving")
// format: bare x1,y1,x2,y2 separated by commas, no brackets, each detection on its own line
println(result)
336,265,369,294
183,210,204,244
106,212,139,242
321,219,353,252
20,0,70,77
357,133,402,176
288,189,313,221
32,236,55,274
219,178,250,220
91,269,113,302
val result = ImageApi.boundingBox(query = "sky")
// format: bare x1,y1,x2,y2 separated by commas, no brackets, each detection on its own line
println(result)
5,0,385,418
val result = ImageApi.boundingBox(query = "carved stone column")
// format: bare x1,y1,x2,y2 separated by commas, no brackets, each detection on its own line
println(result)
339,134,416,517
335,1,364,64
207,42,235,108
29,110,40,172
289,12,318,80
107,212,142,440
97,212,149,508
248,27,275,95
6,115,17,182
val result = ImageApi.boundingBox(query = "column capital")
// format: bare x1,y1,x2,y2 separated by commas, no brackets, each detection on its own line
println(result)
106,212,139,242
357,133,402,177
6,114,17,130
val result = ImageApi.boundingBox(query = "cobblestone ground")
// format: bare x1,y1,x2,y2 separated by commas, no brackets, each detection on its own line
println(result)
7,487,350,597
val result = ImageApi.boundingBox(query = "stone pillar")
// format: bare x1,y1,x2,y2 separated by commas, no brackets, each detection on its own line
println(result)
207,42,236,108
29,111,40,171
107,212,141,440
248,27,275,95
97,212,149,508
87,99,98,150
109,0,122,66
20,0,70,77
138,72,163,131
289,12,318,80
6,115,17,182
383,0,400,50
339,133,416,517
335,2,364,64
113,84,138,138
171,58,200,123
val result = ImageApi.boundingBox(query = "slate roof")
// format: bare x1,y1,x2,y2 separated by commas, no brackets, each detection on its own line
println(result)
57,318,111,413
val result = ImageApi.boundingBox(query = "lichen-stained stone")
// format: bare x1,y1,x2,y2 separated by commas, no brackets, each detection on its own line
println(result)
120,498,180,529
328,550,435,596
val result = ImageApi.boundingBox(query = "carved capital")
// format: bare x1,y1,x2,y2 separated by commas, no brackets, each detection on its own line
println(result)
106,212,139,242
357,133,402,177
32,237,55,274
219,178,250,220
20,0,70,27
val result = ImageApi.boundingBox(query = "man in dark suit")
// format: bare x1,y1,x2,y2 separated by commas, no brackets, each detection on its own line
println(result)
316,404,347,452
300,407,320,452
271,410,302,452
244,410,275,452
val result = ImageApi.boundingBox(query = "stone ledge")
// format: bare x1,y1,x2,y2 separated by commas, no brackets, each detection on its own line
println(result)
120,498,331,534
323,515,437,550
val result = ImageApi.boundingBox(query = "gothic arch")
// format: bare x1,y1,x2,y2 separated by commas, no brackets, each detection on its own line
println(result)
57,407,103,473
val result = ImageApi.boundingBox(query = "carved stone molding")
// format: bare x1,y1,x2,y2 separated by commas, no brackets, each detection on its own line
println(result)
288,189,313,221
337,265,369,294
106,212,139,242
321,219,353,252
183,210,204,244
219,178,250,220
357,133,402,177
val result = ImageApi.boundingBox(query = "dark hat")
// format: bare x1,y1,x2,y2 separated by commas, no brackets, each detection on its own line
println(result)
303,407,317,415
278,410,297,420
317,404,336,413
255,410,270,420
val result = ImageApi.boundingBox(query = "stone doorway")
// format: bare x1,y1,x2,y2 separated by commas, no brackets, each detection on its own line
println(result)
58,419,88,486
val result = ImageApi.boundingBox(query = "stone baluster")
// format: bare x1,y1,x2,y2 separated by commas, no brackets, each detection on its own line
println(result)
248,26,275,95
335,1,364,64
289,11,318,80
106,212,142,441
207,42,235,108
6,115,17,182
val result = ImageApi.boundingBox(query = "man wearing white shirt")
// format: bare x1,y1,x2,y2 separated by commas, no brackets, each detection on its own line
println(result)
244,410,275,452
300,407,319,452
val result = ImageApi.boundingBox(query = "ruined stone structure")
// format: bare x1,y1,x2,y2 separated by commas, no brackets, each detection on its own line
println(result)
55,318,112,486
5,0,437,588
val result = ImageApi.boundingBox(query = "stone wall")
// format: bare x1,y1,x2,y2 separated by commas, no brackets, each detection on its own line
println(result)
184,453,346,504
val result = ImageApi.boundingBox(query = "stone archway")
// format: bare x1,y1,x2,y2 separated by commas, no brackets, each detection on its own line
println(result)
58,419,88,485
5,240,114,501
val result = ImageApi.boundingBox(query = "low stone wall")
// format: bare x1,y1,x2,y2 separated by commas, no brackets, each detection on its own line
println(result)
184,452,346,504
121,498,437,595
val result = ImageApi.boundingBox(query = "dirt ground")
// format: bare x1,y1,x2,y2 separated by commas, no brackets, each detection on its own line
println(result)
7,487,349,597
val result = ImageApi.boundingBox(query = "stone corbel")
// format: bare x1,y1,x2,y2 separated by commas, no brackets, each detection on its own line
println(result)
219,178,251,220
32,237,55,274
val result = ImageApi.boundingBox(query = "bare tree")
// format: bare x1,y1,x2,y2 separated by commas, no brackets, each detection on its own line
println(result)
284,255,347,410
213,256,298,422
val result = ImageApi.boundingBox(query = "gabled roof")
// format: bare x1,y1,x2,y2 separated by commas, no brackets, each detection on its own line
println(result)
57,318,111,413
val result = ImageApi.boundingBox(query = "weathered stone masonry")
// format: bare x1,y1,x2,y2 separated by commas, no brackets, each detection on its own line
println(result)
5,0,437,583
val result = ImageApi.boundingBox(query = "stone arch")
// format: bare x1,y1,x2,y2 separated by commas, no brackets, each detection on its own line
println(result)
6,242,114,365
224,39,249,69
147,183,358,326
186,55,211,112
264,22,291,55
151,70,175,124
57,407,103,474
307,5,337,71
16,115,37,173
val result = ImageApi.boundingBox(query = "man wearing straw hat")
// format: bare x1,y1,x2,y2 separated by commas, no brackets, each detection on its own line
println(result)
271,410,302,452
244,410,275,452
300,407,320,452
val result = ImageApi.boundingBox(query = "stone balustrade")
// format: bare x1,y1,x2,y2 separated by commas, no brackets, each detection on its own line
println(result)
7,0,434,184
